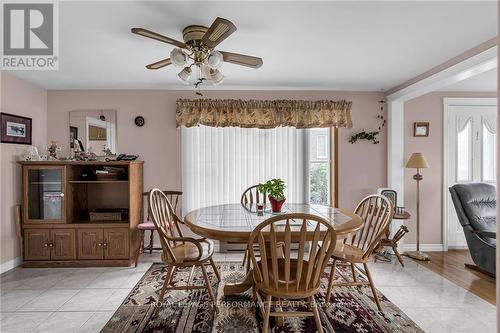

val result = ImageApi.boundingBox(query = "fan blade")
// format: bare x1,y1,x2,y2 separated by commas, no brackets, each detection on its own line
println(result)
146,58,172,70
201,17,236,48
131,28,185,48
220,51,263,69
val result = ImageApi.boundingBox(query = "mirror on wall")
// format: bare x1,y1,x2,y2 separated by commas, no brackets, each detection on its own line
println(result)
69,110,117,156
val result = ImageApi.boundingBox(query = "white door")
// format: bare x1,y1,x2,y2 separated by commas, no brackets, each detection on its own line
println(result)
445,102,496,249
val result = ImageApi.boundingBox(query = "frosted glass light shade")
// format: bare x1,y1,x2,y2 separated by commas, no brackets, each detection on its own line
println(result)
178,67,192,84
206,50,223,69
406,153,429,169
203,66,224,85
170,48,187,67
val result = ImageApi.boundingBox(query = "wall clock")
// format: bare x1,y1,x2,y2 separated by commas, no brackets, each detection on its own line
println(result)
134,116,145,127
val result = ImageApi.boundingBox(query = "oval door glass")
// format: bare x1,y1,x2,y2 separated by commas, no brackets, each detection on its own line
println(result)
456,119,471,182
482,122,496,183
27,169,63,220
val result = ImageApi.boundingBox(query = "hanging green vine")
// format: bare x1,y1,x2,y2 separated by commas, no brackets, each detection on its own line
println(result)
349,101,386,145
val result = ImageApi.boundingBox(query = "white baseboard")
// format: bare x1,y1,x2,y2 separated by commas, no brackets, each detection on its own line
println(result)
0,257,23,274
399,244,445,252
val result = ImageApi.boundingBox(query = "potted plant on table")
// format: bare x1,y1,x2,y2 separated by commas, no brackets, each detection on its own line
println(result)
258,178,286,213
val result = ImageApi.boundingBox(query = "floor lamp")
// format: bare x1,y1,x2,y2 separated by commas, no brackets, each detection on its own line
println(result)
404,152,430,261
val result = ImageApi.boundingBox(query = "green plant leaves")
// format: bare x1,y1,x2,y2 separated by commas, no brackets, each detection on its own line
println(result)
258,178,285,199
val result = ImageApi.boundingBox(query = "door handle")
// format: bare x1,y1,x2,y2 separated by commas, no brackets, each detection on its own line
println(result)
97,243,103,247
59,193,65,197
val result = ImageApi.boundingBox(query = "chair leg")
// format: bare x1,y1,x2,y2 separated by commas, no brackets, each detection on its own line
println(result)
309,296,323,333
149,230,154,254
139,229,145,253
350,263,357,282
209,258,221,282
200,264,219,313
167,266,177,286
363,263,382,311
134,230,144,268
242,246,248,266
155,266,174,316
393,247,405,267
325,259,337,302
262,294,272,333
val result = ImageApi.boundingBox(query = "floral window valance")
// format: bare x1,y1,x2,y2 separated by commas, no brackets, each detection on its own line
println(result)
176,99,353,129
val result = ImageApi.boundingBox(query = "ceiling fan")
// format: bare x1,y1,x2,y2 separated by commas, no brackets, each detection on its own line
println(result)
131,17,263,87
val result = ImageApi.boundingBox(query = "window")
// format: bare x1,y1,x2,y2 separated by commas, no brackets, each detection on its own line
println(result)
181,126,331,212
308,129,330,205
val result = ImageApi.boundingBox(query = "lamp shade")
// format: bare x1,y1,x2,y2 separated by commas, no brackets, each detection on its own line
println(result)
405,153,429,169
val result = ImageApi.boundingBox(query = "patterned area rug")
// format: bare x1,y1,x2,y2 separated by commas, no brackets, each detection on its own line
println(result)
102,262,423,333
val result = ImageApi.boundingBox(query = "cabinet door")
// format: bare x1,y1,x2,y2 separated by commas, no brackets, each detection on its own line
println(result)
24,229,50,260
24,166,66,223
51,229,76,260
104,229,129,260
77,229,103,259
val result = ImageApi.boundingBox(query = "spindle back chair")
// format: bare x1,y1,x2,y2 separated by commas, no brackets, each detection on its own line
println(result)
326,194,393,311
248,213,337,333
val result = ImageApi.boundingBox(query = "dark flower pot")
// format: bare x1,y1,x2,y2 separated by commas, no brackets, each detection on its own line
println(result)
269,196,286,213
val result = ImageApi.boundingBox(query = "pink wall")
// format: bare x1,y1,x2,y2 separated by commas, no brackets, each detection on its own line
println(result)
404,91,497,245
47,90,386,211
1,72,47,266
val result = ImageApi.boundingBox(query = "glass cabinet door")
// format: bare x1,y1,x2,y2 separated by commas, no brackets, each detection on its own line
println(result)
25,167,65,222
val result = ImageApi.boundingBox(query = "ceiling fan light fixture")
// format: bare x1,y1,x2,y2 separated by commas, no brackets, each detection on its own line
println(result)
170,48,188,67
211,70,225,86
205,50,223,69
178,67,192,84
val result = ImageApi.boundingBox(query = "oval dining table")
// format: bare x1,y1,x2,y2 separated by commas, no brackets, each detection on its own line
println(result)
184,203,363,295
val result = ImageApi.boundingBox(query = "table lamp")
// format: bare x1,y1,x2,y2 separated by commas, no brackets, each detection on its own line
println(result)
404,152,430,261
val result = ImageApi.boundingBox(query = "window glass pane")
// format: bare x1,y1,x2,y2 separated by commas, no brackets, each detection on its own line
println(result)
309,162,329,205
309,128,330,205
482,123,496,182
457,120,471,182
316,135,328,159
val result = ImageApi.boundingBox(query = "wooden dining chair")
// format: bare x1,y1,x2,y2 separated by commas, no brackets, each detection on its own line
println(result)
148,188,220,315
248,213,337,333
325,194,393,311
241,184,265,268
134,190,183,267
241,184,266,209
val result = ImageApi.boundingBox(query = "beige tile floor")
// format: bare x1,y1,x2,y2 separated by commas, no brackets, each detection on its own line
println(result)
0,252,496,333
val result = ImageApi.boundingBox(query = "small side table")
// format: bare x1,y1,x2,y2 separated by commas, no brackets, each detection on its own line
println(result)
376,210,411,267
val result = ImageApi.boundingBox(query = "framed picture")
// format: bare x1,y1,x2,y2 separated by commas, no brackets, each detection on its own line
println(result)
413,122,429,137
69,126,78,148
1,113,32,145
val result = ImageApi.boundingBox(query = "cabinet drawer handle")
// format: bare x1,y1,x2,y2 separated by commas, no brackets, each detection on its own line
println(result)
44,243,48,247
59,193,65,197
98,243,103,247
103,243,108,247
49,243,54,247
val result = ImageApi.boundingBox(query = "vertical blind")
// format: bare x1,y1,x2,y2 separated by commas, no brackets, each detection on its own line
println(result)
182,125,305,213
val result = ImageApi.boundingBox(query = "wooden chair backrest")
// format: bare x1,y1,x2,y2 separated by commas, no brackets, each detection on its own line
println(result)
142,190,183,222
241,184,266,209
148,188,185,263
347,195,393,259
248,213,337,293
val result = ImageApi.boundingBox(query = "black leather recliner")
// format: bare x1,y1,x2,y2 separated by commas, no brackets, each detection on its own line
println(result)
449,183,496,276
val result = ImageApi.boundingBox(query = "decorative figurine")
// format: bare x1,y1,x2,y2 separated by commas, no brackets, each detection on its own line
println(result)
22,146,40,161
47,141,62,159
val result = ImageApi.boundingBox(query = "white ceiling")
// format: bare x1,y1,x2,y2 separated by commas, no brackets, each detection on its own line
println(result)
5,1,498,91
439,68,497,91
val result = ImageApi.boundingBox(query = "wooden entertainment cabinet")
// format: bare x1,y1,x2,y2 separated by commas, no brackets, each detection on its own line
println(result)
18,160,143,267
